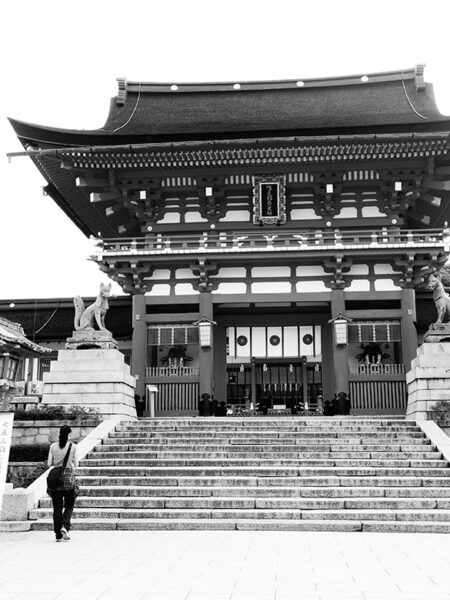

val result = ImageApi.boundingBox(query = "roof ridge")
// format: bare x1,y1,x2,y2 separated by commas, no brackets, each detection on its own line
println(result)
117,65,425,100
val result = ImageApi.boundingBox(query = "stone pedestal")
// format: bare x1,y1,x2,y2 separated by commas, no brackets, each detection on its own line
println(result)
406,339,450,421
65,329,117,350
42,349,136,420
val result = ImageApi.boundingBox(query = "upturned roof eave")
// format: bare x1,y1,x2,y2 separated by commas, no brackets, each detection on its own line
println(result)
8,116,450,153
8,119,450,159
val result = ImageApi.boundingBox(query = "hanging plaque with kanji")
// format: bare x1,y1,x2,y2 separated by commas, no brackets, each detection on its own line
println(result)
252,175,286,225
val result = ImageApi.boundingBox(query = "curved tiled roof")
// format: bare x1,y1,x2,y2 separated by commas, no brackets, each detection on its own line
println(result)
7,66,450,237
8,66,450,147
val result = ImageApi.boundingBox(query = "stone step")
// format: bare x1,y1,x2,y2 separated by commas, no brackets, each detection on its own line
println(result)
115,424,420,432
106,439,431,448
109,431,426,439
91,450,444,460
37,495,450,511
120,419,415,424
76,466,450,478
98,443,436,453
29,517,362,532
132,415,410,429
29,517,450,533
75,475,450,487
54,485,450,500
81,458,448,469
29,507,450,524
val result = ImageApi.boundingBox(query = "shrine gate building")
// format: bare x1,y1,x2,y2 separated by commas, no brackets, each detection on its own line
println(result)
9,65,450,415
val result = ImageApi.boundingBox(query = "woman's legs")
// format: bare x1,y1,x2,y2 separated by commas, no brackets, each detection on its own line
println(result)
62,490,76,532
51,492,64,539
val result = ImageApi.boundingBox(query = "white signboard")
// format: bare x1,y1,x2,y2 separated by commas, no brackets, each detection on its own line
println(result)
0,413,14,514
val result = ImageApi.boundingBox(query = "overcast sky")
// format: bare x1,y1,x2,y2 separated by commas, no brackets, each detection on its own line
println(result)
1,0,450,300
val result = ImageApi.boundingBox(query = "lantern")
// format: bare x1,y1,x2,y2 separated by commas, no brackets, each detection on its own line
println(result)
329,313,352,346
193,316,217,348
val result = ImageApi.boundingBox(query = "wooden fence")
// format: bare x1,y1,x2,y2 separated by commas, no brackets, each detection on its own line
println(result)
349,380,407,412
151,381,199,415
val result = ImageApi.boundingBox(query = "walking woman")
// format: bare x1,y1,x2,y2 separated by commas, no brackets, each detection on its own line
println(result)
47,425,79,542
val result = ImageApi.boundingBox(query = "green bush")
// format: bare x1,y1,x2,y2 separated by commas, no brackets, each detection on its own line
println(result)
430,401,450,421
439,266,450,287
14,404,101,422
9,444,49,462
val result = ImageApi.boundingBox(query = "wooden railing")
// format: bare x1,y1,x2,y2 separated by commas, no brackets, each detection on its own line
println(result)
349,364,405,376
146,366,199,378
94,228,449,258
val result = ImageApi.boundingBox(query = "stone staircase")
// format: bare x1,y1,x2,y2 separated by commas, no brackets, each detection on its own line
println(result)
31,418,450,532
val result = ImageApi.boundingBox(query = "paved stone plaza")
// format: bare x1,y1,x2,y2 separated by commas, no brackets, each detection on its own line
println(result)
0,531,449,600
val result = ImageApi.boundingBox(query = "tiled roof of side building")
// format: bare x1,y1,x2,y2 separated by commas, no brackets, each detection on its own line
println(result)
8,66,450,147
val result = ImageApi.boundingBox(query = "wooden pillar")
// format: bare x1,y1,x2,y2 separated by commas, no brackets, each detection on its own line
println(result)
250,359,256,409
401,287,418,373
198,291,214,400
302,358,308,406
331,289,349,396
131,293,147,399
213,324,227,404
321,322,334,403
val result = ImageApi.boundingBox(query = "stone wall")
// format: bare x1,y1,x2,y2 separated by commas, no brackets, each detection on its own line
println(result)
7,462,46,488
11,419,99,446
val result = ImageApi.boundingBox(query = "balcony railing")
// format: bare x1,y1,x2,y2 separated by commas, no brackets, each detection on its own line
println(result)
146,366,199,378
94,228,449,259
349,363,405,376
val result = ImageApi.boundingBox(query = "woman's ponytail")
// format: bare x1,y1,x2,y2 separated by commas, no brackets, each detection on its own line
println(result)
58,425,72,449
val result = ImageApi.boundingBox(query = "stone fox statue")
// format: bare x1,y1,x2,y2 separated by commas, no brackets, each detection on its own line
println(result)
74,282,112,331
428,274,450,324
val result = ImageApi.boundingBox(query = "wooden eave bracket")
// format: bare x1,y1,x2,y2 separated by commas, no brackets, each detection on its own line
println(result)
190,259,219,292
322,255,352,290
393,250,446,288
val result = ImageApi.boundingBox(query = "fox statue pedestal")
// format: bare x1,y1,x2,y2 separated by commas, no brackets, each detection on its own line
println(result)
406,325,450,421
42,345,136,420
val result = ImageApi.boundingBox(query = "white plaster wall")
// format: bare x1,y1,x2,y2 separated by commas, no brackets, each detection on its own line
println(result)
296,266,326,276
219,210,250,222
148,269,171,280
174,284,198,295
296,281,328,292
251,282,291,294
347,265,369,275
251,266,290,278
156,212,181,224
374,263,401,274
290,209,321,220
185,212,207,222
213,282,247,294
346,280,371,292
361,206,386,217
211,267,246,278
374,278,400,291
145,284,171,296
334,207,358,219
175,269,196,279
